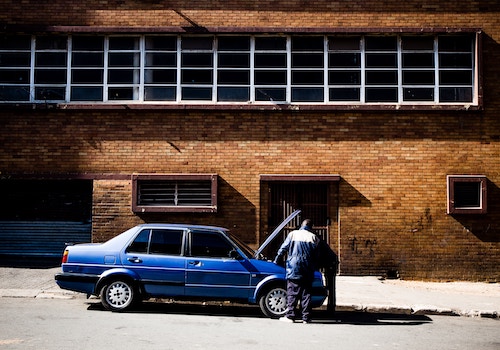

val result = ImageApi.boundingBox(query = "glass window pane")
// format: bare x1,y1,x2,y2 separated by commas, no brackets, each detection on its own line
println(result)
182,87,212,100
72,52,104,67
439,87,472,102
71,86,103,101
108,53,139,67
126,229,150,254
72,36,104,51
109,87,135,100
402,71,434,85
255,71,287,85
365,53,397,68
217,70,250,85
255,88,286,101
145,36,177,51
365,87,398,102
146,53,176,67
218,53,250,68
218,36,250,51
439,53,472,68
0,69,30,83
366,71,398,85
403,88,434,101
108,69,136,84
0,35,31,50
329,53,361,67
292,53,323,68
328,36,361,51
181,69,213,84
36,36,67,50
439,71,472,85
454,182,481,208
292,36,323,51
181,36,213,50
145,69,176,84
149,229,183,255
35,69,66,84
36,52,67,67
255,53,287,68
329,71,361,85
255,37,286,50
217,87,249,101
190,231,233,258
329,88,360,101
291,88,324,102
144,87,176,101
292,71,323,85
402,36,434,50
35,87,66,100
365,36,397,51
439,35,473,52
109,37,139,50
71,69,103,84
0,53,31,67
181,53,213,67
402,53,434,68
0,86,30,101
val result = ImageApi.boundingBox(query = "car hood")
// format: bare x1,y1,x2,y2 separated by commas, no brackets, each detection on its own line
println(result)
254,209,301,258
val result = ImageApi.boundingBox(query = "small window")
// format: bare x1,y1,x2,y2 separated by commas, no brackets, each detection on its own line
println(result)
447,175,487,214
132,174,217,213
190,230,234,258
149,229,183,255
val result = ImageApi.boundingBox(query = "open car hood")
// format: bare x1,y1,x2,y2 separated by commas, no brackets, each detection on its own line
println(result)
254,209,301,258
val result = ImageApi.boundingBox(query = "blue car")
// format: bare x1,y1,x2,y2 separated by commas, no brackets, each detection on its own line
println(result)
55,210,327,317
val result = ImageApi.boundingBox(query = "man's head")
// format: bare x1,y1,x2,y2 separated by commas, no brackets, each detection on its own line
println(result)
301,219,313,231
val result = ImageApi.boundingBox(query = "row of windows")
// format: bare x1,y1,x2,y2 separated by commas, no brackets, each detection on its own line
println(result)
0,33,477,105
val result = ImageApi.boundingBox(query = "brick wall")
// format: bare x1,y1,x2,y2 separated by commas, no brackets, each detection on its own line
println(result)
1,0,499,281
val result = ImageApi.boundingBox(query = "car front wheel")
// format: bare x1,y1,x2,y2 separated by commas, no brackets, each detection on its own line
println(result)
100,279,136,312
258,285,287,318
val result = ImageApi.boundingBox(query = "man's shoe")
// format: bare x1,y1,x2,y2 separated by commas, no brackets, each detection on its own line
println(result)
302,320,311,324
279,317,295,323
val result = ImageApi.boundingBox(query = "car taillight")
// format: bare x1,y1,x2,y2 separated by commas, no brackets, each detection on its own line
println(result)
62,249,69,264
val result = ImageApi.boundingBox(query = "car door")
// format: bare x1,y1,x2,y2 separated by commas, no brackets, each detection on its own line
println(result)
121,228,186,297
185,229,251,299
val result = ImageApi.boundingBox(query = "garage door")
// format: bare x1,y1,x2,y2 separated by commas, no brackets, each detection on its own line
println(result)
0,180,92,266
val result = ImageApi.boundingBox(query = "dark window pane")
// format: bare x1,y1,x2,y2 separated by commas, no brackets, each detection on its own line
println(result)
71,86,103,101
365,36,397,51
454,182,481,208
292,36,323,51
329,53,361,67
402,36,434,50
366,71,398,85
35,52,67,67
145,69,176,84
0,86,30,101
365,53,397,68
439,87,472,102
72,36,104,51
190,231,233,258
218,70,250,85
255,37,286,50
149,230,183,255
182,87,212,100
255,88,286,101
329,88,360,101
439,70,472,85
35,70,66,84
365,87,398,102
146,53,176,67
0,35,31,50
218,53,250,68
255,71,287,85
0,69,30,83
36,36,67,50
181,36,213,50
181,53,213,67
439,35,473,52
218,36,250,51
72,53,104,67
402,53,434,68
329,71,361,85
71,69,103,84
109,53,138,67
292,71,323,85
328,36,361,51
108,87,134,100
181,69,213,84
144,87,176,101
127,229,150,254
108,69,136,84
145,36,177,51
439,53,472,68
0,53,31,67
35,87,66,100
402,71,434,85
403,88,434,101
291,88,324,102
109,37,139,50
217,87,249,101
292,53,323,68
255,53,287,68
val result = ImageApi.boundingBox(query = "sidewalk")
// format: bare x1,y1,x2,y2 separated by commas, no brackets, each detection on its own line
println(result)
0,267,498,318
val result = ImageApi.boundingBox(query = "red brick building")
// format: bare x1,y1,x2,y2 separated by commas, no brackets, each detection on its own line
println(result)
1,1,499,281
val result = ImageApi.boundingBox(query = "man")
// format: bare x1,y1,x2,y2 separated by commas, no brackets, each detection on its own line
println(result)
273,219,320,323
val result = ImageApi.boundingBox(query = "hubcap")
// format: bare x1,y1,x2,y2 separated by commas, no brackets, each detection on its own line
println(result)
267,289,287,315
106,282,131,308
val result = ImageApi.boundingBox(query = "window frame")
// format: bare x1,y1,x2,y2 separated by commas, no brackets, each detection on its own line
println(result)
447,175,487,214
131,174,218,213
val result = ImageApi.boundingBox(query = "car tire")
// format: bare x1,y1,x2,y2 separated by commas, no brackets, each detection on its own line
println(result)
100,279,136,312
258,285,287,318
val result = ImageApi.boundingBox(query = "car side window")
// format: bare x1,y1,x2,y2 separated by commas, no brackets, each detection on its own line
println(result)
190,230,234,258
149,229,183,255
126,229,150,253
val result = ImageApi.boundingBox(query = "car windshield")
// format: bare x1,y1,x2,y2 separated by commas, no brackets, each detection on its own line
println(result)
225,230,256,259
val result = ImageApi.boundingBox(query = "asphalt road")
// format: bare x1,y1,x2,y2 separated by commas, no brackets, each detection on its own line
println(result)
0,297,498,350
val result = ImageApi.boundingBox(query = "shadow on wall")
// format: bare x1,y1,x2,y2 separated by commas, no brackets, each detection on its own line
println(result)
450,179,500,243
340,178,372,208
135,177,258,244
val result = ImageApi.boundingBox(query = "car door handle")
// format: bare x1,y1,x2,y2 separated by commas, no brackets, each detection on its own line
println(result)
127,257,142,263
188,261,202,267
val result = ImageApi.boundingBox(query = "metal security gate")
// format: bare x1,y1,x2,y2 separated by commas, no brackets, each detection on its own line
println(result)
0,180,92,266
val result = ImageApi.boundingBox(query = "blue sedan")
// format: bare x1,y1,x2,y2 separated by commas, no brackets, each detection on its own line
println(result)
55,211,327,317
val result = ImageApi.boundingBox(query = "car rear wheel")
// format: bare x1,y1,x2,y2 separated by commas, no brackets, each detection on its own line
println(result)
258,285,287,318
100,279,136,312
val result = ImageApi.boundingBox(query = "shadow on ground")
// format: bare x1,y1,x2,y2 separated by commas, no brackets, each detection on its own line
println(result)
86,300,432,326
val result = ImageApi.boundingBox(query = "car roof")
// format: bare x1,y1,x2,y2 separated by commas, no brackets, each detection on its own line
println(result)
135,223,229,232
